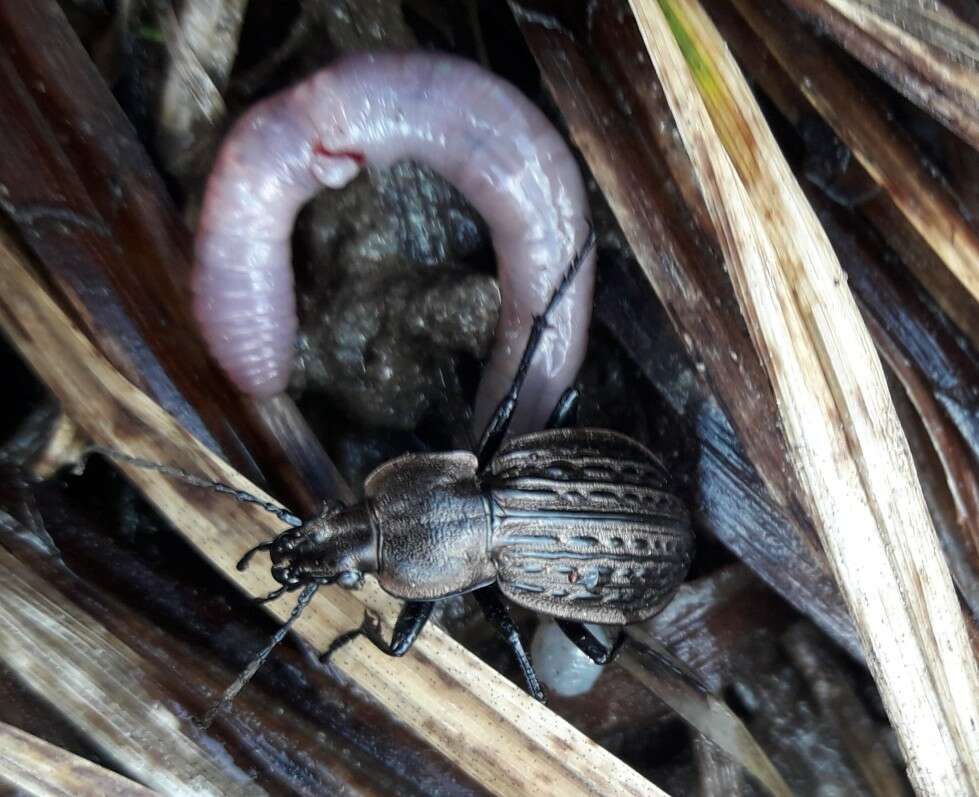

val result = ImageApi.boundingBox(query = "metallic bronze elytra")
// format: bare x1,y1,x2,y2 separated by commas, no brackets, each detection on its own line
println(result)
232,228,695,705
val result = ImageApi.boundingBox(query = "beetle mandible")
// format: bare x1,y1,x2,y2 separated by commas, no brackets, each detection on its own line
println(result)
237,229,695,702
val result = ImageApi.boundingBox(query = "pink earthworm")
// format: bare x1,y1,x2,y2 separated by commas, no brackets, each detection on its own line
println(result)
194,50,595,433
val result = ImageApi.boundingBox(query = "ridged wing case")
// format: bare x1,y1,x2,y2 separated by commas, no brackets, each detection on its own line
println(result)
486,428,693,624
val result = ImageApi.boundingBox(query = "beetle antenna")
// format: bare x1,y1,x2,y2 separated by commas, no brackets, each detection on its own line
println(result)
198,582,318,729
88,446,303,528
476,224,596,467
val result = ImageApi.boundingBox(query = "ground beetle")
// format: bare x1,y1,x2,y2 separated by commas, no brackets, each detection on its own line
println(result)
233,228,695,703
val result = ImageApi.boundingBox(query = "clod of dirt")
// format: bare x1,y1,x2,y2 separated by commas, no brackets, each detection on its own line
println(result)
293,161,500,429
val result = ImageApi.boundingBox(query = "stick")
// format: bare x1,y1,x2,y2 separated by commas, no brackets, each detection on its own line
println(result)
784,0,979,150
0,721,159,797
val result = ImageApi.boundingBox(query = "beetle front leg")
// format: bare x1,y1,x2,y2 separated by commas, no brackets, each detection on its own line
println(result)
319,601,434,663
472,586,546,702
556,620,626,665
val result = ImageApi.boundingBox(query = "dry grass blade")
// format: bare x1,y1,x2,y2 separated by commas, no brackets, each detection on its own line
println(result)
693,734,744,797
784,0,979,150
859,195,979,354
869,322,979,600
893,375,979,617
515,6,862,661
157,0,248,180
627,0,979,793
783,624,912,797
693,733,746,797
0,229,666,797
622,631,792,797
0,720,159,797
704,0,979,352
728,0,979,314
0,543,263,796
803,191,979,613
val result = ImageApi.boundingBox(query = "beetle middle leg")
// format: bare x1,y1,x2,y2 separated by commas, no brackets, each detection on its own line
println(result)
556,619,626,665
545,386,579,430
319,600,434,663
472,585,546,702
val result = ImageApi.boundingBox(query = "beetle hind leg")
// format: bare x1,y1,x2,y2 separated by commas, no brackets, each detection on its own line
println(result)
319,600,434,663
556,619,626,665
472,586,546,703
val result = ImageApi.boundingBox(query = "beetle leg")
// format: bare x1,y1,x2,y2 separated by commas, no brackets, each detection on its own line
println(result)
236,540,276,571
476,226,596,471
255,584,288,603
555,619,626,665
472,586,546,703
317,625,363,664
545,386,580,430
318,601,434,663
368,601,435,656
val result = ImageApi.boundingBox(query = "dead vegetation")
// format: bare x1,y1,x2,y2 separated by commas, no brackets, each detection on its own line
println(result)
0,0,976,794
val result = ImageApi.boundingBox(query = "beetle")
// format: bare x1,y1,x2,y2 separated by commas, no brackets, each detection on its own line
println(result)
235,228,694,702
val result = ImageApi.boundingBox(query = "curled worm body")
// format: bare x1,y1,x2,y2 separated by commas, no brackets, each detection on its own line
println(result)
194,51,594,431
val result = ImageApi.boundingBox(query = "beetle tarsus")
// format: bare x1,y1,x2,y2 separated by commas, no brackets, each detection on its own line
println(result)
318,626,366,665
473,585,546,703
256,584,288,604
320,601,434,663
556,619,626,665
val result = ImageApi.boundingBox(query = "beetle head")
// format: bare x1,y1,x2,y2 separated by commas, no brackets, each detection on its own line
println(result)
259,503,376,591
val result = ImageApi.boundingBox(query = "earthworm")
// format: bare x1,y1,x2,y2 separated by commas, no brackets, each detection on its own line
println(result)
194,51,595,432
